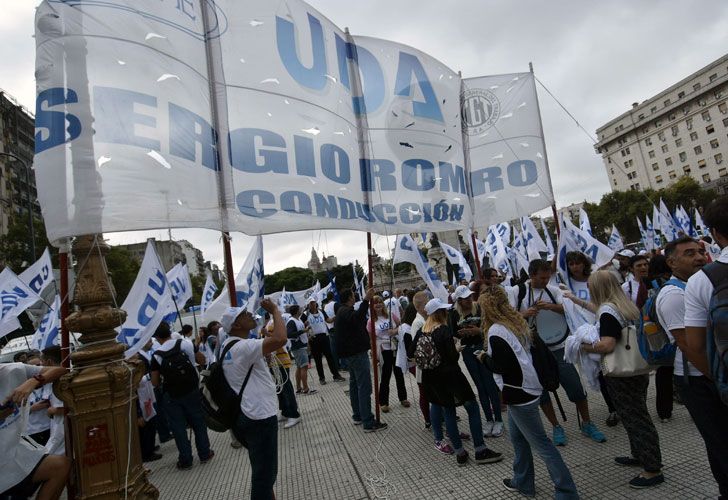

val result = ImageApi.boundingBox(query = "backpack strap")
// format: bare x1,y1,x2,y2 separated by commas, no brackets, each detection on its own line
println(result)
517,283,527,310
158,339,183,361
543,286,557,304
219,338,254,399
219,338,241,362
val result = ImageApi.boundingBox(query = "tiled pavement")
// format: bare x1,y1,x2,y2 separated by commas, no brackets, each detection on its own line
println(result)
148,360,720,499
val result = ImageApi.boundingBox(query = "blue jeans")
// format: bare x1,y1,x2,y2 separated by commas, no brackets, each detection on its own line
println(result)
462,345,502,422
508,400,579,499
276,366,300,418
154,386,172,441
343,352,374,428
430,400,486,453
233,413,278,500
163,390,212,466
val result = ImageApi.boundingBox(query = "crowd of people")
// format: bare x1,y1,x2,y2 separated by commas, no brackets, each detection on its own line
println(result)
2,195,727,499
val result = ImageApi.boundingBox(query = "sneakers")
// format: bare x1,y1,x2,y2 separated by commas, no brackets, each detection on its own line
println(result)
581,421,607,443
277,412,286,423
552,425,567,446
352,418,362,426
230,439,243,449
381,405,390,413
629,473,664,489
200,450,215,464
334,376,346,382
502,479,535,497
491,421,504,437
400,400,411,408
303,388,318,395
459,431,471,440
474,448,503,464
176,461,193,470
319,378,327,385
364,422,388,433
434,440,454,455
284,417,302,429
456,450,469,466
606,411,620,427
483,421,495,437
614,456,641,467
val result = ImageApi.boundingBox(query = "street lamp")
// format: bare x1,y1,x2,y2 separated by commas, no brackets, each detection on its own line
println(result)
0,151,36,262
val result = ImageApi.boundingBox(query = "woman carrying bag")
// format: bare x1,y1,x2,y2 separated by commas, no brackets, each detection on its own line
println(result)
580,271,663,490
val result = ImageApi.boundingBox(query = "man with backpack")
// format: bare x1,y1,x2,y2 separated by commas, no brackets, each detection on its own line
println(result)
683,196,728,498
219,299,287,500
509,259,606,446
150,321,213,470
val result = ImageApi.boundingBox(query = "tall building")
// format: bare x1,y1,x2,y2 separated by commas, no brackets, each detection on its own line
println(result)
117,238,205,274
595,54,728,195
307,248,322,272
178,239,205,277
0,90,40,237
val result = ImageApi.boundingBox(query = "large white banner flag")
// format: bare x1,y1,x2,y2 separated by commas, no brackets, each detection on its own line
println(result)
200,272,218,317
646,214,661,249
19,248,55,296
117,241,173,358
393,235,449,301
203,236,265,323
675,205,697,238
557,215,614,284
31,296,61,351
464,72,554,227
607,224,625,251
34,0,472,241
440,242,473,282
521,216,548,258
658,200,680,242
579,208,593,236
269,282,321,309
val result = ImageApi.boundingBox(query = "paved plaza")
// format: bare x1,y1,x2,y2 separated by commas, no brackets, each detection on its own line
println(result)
147,360,719,499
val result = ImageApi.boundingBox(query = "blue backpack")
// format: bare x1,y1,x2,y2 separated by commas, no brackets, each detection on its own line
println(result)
637,279,685,367
703,262,728,406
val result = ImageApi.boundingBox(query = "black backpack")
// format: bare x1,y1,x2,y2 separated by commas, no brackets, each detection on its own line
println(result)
529,335,560,392
158,340,199,398
200,339,254,435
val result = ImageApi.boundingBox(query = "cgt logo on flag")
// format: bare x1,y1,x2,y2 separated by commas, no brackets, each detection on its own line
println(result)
462,88,500,135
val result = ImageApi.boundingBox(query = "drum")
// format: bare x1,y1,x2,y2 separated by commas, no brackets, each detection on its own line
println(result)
535,310,570,347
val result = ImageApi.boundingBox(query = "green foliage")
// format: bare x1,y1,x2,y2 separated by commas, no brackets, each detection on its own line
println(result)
0,216,55,272
581,176,716,245
264,263,365,295
106,246,140,304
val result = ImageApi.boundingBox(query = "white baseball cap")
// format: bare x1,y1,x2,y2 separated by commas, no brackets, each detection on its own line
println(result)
220,304,250,332
617,249,635,258
382,290,390,298
425,298,453,316
452,285,473,301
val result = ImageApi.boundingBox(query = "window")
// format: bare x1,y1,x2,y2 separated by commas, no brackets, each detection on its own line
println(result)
665,157,673,166
664,99,671,107
613,178,618,186
607,157,612,163
710,73,718,82
678,91,685,99
703,173,711,182
703,110,712,122
720,102,728,114
651,106,657,113
669,170,677,179
707,125,715,134
716,153,723,164
699,159,707,168
683,106,691,115
679,152,687,162
719,167,727,177
669,113,676,121
655,175,663,183
694,83,702,91
645,137,652,146
711,138,720,149
691,131,699,141
624,161,630,169
621,146,631,156
675,138,683,147
695,145,703,154
687,117,693,130
648,150,656,158
661,144,669,153
683,166,691,175
656,120,662,127
658,131,665,141
638,113,645,120
610,168,614,174
671,125,679,136
652,163,659,171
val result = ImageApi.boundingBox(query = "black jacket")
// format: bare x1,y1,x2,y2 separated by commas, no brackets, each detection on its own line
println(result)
334,301,370,358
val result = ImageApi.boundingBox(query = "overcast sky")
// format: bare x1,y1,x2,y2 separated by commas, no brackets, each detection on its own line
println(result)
2,1,727,274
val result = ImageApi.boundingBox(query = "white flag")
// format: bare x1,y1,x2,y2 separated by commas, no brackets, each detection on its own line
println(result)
393,235,449,301
19,248,55,296
695,208,707,237
540,218,555,256
31,296,61,350
675,205,697,238
658,199,680,242
607,225,625,251
637,217,652,252
646,214,661,249
521,216,548,258
117,241,174,359
162,263,193,323
269,282,320,309
440,242,473,282
200,272,218,317
579,208,592,236
485,226,513,279
0,268,42,330
557,214,614,284
203,236,265,323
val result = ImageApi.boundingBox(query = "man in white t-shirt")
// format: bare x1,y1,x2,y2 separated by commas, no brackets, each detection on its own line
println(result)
220,299,287,500
1,363,70,499
682,196,728,499
509,259,606,447
306,299,345,385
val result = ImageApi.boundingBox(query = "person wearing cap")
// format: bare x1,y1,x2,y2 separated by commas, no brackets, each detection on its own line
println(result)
421,297,503,466
306,299,345,385
607,249,635,284
334,287,388,433
449,285,503,437
220,299,287,500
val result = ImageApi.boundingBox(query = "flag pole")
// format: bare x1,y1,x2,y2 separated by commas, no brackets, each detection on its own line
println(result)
59,238,77,499
470,232,482,279
367,232,381,422
223,232,238,307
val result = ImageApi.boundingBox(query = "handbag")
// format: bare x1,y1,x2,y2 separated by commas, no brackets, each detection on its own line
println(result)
601,324,652,377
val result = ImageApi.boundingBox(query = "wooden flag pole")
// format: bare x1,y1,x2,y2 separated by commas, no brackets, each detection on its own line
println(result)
222,232,237,307
470,232,483,279
366,232,381,423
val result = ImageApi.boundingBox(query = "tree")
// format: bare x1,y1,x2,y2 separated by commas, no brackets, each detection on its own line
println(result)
0,216,55,272
106,246,140,304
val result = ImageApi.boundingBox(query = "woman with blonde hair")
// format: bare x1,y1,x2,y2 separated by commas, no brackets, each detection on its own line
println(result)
580,271,664,489
368,296,409,412
419,298,503,466
478,285,578,499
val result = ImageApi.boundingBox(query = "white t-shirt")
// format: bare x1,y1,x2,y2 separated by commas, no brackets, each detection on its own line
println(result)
655,277,702,377
622,277,641,305
323,301,336,330
46,392,65,456
0,363,46,493
221,337,277,420
171,332,183,340
569,279,590,302
287,317,308,346
372,317,395,351
685,246,728,328
508,282,567,351
152,338,199,384
307,311,328,336
487,323,542,403
26,385,52,435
